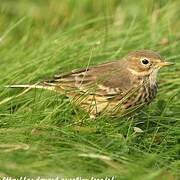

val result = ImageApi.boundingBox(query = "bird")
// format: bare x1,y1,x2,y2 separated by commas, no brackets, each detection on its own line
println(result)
6,50,174,118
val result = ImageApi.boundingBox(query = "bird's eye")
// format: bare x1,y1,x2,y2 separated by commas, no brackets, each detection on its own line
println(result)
141,58,149,65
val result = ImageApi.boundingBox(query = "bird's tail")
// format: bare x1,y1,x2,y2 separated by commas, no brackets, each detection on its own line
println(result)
1,82,59,106
4,82,56,91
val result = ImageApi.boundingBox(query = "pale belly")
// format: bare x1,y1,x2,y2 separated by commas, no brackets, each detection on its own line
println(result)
70,83,157,117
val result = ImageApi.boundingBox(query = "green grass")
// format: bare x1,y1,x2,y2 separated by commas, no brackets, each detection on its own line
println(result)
0,0,180,179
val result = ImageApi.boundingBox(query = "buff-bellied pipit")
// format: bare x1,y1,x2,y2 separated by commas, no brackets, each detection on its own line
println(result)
7,50,174,118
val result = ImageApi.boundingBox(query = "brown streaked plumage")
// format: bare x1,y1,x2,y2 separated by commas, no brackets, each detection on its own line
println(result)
6,50,174,118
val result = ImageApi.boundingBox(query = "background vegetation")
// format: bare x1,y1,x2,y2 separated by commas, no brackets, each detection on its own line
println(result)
0,0,179,179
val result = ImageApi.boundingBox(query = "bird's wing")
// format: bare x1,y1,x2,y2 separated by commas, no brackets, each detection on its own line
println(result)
43,67,96,91
43,61,133,100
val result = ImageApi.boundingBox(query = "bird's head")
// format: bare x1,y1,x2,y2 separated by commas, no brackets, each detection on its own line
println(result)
124,50,174,76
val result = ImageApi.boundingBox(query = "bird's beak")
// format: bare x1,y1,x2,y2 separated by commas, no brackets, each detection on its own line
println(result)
158,61,175,68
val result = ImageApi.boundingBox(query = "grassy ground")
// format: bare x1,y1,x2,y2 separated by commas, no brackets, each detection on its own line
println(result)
0,0,180,179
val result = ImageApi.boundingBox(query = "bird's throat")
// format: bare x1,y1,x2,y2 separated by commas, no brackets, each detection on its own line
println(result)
149,69,158,87
128,67,158,88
